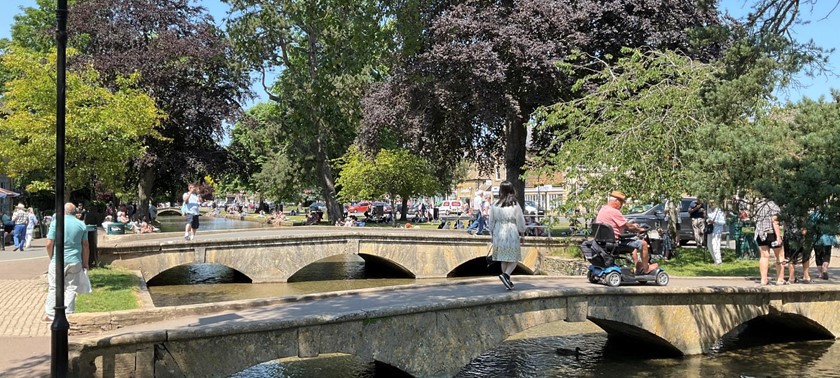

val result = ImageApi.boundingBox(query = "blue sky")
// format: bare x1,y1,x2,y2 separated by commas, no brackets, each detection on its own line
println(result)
1,0,838,105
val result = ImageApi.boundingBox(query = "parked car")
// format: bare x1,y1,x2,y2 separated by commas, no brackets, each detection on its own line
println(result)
347,201,372,214
371,202,394,217
436,200,463,216
309,201,327,214
624,197,706,244
524,201,545,216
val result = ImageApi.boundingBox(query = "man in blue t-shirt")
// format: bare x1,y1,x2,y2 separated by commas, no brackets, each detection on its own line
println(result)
182,183,201,241
43,203,89,321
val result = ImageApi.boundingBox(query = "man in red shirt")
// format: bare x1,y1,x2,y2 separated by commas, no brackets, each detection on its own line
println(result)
595,191,659,274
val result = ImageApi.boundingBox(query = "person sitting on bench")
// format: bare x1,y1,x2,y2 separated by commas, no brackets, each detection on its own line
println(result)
594,190,659,274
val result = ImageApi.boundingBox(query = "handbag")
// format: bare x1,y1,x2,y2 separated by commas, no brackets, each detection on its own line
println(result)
76,269,93,294
485,244,494,267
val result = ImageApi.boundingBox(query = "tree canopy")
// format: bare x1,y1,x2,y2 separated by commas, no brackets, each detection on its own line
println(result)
0,47,162,196
337,146,441,222
360,0,720,206
225,0,394,222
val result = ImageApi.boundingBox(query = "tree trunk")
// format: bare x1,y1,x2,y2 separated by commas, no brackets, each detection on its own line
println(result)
137,166,155,222
315,134,342,224
505,117,527,210
400,197,409,221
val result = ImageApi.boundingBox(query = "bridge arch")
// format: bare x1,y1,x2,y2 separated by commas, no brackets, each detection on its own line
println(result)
714,312,835,352
145,263,253,286
156,207,183,216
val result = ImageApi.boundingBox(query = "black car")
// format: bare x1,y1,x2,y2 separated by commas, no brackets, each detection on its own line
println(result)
625,198,699,244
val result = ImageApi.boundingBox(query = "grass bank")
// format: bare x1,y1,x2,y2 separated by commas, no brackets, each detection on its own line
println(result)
75,267,141,313
661,247,760,277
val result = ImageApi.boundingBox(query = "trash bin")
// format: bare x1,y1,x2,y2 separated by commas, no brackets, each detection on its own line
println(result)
87,225,98,267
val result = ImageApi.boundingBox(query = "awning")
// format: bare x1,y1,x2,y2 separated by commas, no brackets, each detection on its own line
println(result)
0,187,20,199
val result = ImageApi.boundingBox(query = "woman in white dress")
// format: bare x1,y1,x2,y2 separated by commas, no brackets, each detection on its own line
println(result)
487,181,526,290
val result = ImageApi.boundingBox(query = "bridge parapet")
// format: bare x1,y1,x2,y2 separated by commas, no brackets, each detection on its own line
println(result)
97,229,564,283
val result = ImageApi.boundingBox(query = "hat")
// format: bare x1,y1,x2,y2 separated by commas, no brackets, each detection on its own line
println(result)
609,191,626,202
16,203,25,209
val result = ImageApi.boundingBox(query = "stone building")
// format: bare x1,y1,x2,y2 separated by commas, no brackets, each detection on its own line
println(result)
453,163,565,213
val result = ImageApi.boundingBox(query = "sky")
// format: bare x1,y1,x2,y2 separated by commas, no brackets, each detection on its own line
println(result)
0,0,838,105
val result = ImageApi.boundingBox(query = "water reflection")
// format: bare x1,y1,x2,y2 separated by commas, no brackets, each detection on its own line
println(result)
155,215,270,233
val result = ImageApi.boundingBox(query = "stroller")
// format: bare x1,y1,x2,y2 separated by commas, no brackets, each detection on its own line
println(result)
581,222,670,287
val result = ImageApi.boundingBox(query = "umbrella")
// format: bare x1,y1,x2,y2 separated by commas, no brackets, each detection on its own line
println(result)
0,187,20,199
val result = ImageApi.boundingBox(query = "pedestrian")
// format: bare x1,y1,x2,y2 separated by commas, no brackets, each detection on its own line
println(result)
466,190,483,234
487,181,526,290
688,198,706,247
76,203,87,223
782,220,811,284
24,207,38,249
754,199,784,286
705,200,726,265
812,211,836,281
182,182,201,241
148,201,157,222
43,203,89,321
11,203,28,252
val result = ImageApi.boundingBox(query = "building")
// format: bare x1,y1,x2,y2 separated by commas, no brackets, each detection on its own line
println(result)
453,163,565,213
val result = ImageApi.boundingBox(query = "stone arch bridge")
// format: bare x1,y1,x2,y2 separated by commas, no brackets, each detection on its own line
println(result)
68,281,840,377
97,228,555,283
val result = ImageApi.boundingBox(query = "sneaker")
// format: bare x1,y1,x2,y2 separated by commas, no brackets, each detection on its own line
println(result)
503,273,514,289
184,235,190,241
499,274,513,290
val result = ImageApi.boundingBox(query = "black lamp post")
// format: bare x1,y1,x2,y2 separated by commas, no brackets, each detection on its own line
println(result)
51,0,69,376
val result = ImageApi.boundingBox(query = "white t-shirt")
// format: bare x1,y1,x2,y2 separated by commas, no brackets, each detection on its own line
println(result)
183,192,200,215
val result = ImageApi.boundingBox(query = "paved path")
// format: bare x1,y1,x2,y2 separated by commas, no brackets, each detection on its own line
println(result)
3,228,840,377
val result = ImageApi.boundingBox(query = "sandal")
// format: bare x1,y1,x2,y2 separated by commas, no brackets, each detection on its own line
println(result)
777,280,790,285
801,279,811,284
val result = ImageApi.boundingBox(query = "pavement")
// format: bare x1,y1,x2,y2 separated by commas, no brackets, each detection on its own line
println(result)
0,237,51,378
2,230,840,377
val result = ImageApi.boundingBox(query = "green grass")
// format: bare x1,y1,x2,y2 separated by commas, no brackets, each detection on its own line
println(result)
660,247,760,277
75,267,140,313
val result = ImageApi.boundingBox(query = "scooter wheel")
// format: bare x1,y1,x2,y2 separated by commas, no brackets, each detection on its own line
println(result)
587,271,599,283
605,271,621,287
655,271,670,286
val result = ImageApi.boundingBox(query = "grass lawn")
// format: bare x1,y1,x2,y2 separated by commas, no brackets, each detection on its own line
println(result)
660,247,760,277
75,267,141,313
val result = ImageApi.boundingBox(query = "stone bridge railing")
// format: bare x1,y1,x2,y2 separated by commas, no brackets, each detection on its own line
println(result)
68,283,840,377
97,229,573,283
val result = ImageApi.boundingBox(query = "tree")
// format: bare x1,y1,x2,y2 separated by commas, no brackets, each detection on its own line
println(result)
361,0,720,207
534,48,716,210
64,0,251,217
337,146,442,223
0,47,162,199
225,0,393,223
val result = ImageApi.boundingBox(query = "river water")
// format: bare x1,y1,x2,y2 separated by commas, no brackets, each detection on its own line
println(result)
145,218,840,377
155,215,271,233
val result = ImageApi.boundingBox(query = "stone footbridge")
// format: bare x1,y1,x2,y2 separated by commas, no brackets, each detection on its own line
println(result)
69,278,840,377
97,228,561,283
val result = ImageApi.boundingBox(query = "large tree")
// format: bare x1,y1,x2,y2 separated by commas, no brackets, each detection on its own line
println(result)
225,0,393,223
361,0,720,206
0,47,162,198
65,0,251,217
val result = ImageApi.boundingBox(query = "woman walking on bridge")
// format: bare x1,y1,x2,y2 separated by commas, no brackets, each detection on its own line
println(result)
488,181,526,290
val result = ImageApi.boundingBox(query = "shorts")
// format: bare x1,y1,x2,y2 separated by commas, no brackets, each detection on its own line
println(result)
783,237,812,263
814,245,832,265
620,239,644,251
756,233,778,247
187,214,200,230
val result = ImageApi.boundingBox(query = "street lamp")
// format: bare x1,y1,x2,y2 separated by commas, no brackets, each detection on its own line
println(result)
51,0,69,376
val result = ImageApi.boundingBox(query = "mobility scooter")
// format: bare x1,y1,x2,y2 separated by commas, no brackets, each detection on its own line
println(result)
582,222,669,287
